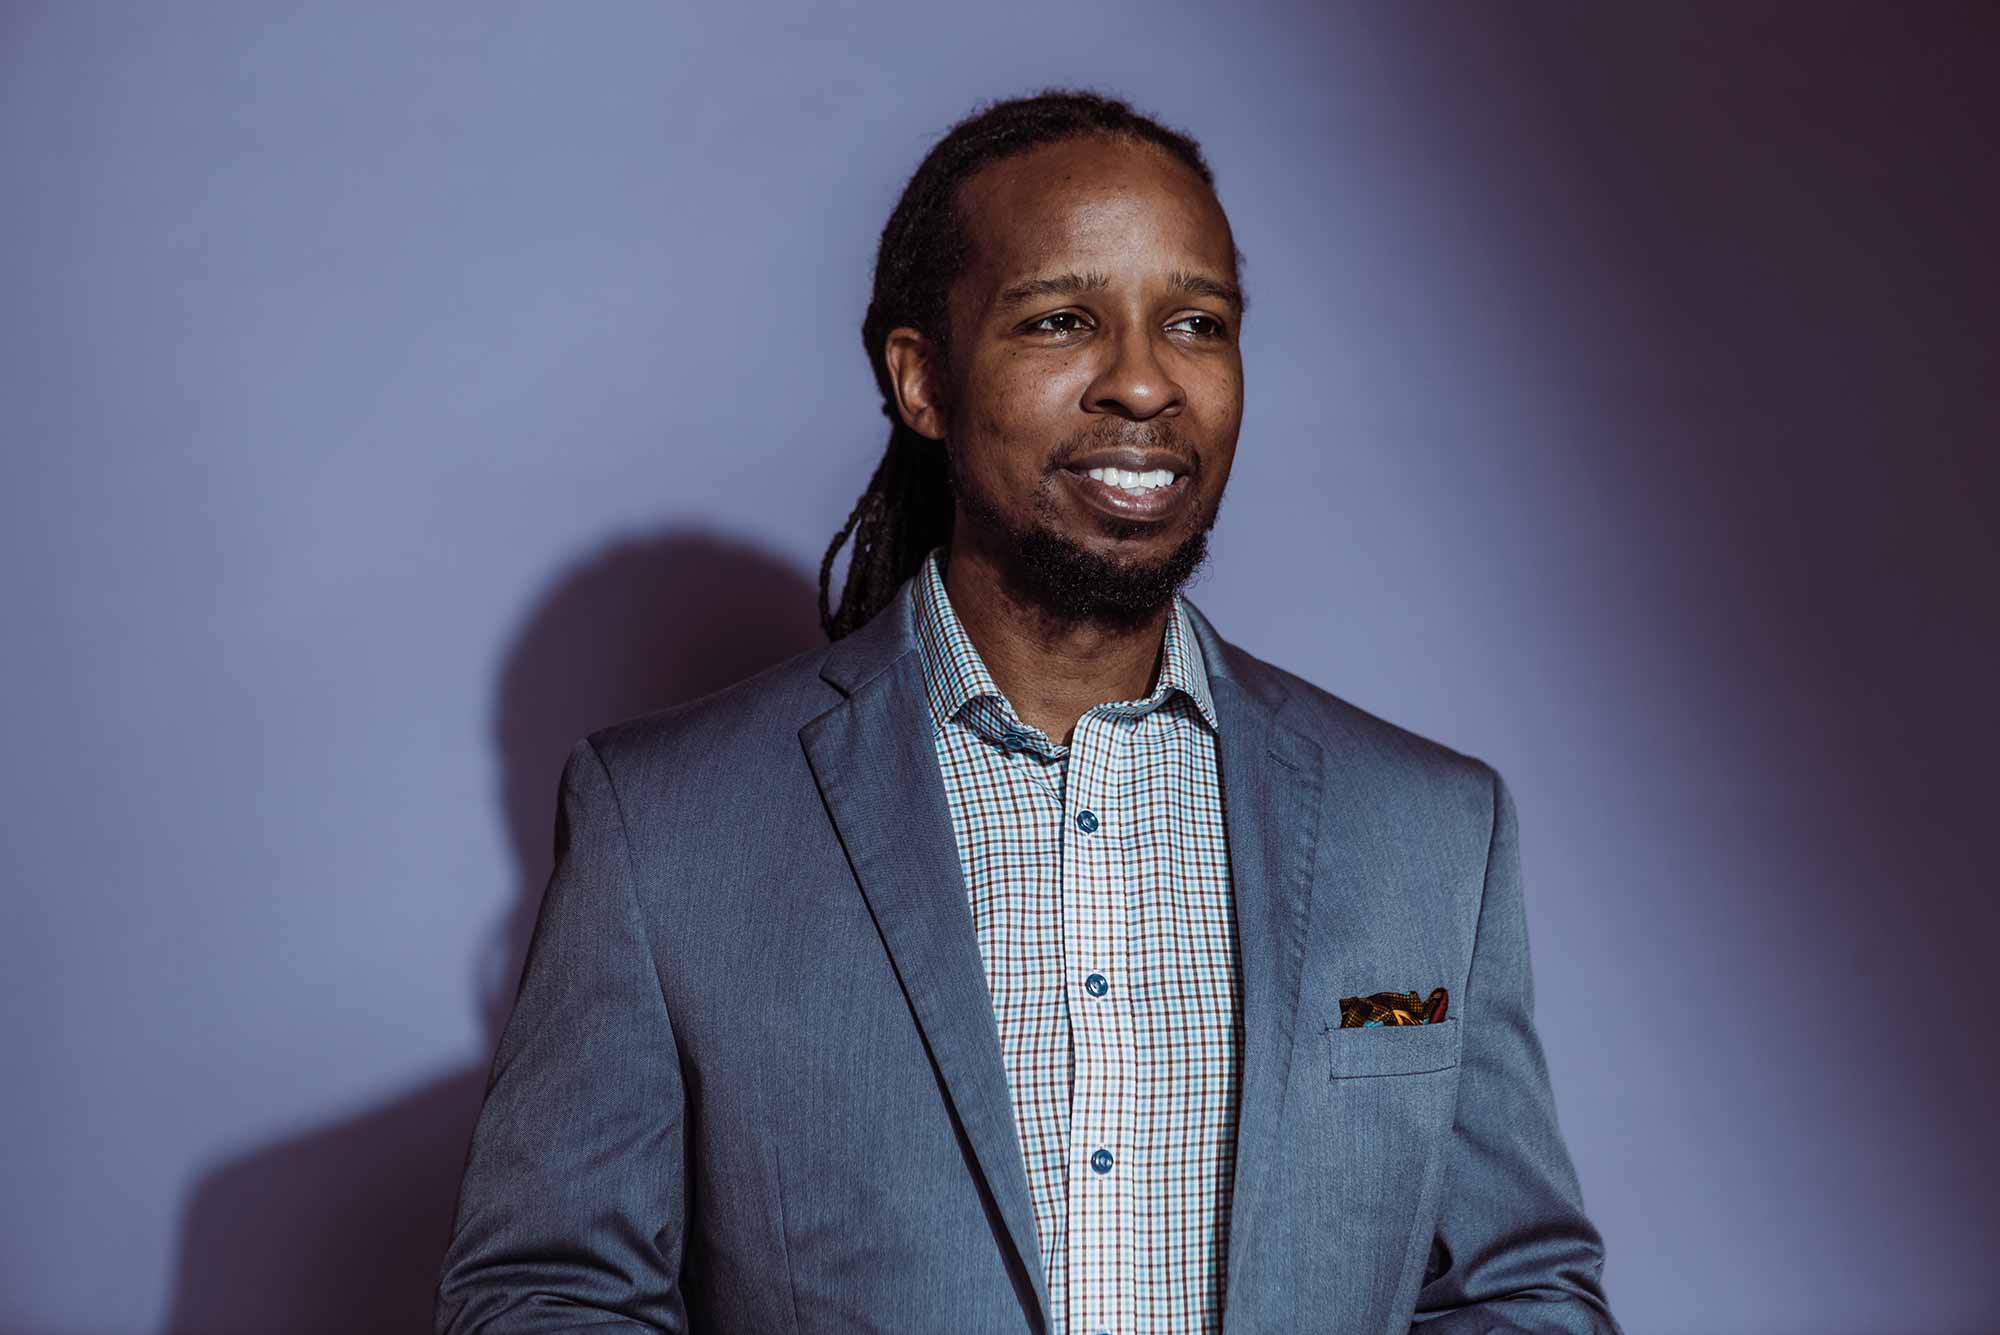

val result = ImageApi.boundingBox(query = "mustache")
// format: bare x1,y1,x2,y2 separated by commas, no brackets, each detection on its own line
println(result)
1048,420,1200,475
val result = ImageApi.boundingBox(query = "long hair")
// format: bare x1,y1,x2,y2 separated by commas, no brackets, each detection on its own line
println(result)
818,89,1217,639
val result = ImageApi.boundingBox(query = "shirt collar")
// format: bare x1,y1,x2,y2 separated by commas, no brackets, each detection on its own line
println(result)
909,545,1220,746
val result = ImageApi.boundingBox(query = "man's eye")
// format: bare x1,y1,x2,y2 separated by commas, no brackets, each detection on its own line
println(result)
1028,312,1087,335
1170,314,1227,338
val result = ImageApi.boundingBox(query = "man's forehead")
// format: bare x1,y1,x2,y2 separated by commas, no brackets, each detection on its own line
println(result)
955,139,1238,301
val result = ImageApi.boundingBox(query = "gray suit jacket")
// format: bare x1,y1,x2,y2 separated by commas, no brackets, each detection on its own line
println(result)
436,576,1617,1333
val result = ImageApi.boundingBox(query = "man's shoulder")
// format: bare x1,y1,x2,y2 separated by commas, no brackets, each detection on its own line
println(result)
1204,618,1499,813
581,637,849,780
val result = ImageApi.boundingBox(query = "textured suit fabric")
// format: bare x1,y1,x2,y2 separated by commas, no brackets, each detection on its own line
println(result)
910,548,1242,1333
435,573,1619,1334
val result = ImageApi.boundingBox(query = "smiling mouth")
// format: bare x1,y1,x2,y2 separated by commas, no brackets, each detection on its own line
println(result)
1059,465,1192,523
1075,465,1180,493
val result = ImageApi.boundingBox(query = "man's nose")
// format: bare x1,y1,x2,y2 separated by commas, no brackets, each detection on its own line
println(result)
1082,325,1185,421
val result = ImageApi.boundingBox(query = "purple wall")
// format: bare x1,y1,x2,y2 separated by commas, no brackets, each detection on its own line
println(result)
3,5,1994,1331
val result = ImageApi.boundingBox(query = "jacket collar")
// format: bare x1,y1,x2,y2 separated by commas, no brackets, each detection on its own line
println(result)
820,565,1270,719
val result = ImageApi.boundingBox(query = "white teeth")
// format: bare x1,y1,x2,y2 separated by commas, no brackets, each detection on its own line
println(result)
1083,466,1177,492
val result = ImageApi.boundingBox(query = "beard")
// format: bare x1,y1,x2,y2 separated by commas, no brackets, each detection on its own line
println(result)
943,431,1221,628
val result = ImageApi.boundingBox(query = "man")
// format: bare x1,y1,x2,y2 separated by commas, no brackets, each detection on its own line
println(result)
437,90,1617,1334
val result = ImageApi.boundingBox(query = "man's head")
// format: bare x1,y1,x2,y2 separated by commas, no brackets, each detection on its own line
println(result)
821,90,1245,639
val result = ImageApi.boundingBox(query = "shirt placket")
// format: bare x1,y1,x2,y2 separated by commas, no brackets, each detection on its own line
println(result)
1063,706,1136,1335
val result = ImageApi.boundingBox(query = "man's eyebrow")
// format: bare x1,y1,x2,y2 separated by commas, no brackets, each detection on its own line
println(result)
1170,269,1246,313
992,268,1247,315
993,270,1110,312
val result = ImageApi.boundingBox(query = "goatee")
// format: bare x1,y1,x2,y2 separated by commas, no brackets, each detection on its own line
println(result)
945,449,1219,629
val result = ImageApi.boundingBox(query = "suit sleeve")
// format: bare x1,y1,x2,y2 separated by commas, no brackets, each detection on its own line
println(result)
1410,769,1621,1334
436,738,691,1333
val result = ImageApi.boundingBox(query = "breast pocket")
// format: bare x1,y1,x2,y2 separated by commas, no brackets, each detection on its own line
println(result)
1327,1016,1461,1079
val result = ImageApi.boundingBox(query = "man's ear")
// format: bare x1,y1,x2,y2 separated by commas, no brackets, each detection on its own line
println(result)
883,328,949,441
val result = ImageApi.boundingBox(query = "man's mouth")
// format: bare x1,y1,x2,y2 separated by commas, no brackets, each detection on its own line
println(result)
1076,465,1179,494
1058,464,1193,523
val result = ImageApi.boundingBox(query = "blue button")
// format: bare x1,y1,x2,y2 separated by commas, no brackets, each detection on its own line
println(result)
1084,973,1108,997
1075,809,1099,833
1090,1147,1114,1174
1000,730,1029,751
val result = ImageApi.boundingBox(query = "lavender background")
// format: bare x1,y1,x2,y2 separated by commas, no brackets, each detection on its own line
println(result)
3,4,1996,1332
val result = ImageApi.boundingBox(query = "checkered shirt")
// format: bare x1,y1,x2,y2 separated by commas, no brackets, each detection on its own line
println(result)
911,547,1244,1335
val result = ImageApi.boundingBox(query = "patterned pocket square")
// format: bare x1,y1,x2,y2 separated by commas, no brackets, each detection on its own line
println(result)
1339,987,1449,1028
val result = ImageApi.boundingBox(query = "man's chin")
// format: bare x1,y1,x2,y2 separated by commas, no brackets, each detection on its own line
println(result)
1003,523,1212,626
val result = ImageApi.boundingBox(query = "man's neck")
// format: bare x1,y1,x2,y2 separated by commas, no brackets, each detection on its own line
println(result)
942,540,1170,747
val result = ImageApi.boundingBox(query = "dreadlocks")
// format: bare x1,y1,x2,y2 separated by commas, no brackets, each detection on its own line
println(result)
817,89,1218,640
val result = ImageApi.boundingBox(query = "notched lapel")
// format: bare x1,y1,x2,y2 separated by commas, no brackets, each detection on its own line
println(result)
1215,678,1325,1320
1186,605,1327,1328
800,625,1052,1331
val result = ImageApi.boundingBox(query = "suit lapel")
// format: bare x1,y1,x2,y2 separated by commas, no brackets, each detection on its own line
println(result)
800,585,1053,1330
1184,602,1326,1327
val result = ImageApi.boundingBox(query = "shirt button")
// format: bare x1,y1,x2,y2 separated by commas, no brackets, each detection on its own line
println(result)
1075,809,1099,833
1000,729,1028,751
1090,1147,1114,1174
1084,972,1108,997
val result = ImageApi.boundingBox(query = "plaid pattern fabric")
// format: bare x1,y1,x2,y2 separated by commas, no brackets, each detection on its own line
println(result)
911,548,1243,1335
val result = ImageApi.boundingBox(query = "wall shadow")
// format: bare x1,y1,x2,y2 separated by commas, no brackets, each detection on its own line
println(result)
160,528,824,1334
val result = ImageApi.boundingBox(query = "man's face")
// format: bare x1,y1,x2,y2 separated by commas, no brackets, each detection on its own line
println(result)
930,134,1245,624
